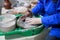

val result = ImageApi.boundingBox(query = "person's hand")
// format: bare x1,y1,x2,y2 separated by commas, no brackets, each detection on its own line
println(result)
7,9,19,14
20,10,32,21
14,7,28,14
11,10,19,14
25,18,42,25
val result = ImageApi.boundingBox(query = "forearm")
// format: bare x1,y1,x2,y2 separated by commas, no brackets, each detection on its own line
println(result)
41,13,60,28
31,1,44,16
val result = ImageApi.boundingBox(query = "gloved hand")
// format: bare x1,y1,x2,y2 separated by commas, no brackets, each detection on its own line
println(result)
25,18,42,25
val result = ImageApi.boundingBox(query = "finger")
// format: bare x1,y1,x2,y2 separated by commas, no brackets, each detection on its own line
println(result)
28,22,34,25
26,18,32,21
26,19,30,21
25,20,32,23
27,21,35,24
